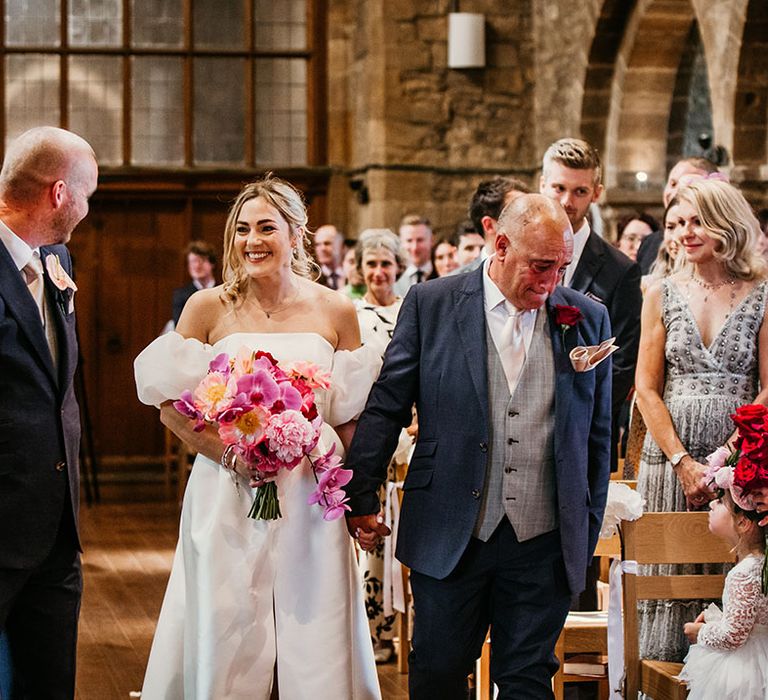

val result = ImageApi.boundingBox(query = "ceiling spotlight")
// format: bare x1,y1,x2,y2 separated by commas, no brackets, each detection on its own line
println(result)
635,171,648,183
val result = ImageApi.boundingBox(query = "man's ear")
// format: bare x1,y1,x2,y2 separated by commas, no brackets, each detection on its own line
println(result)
481,215,497,239
495,233,509,259
591,183,604,203
51,180,66,209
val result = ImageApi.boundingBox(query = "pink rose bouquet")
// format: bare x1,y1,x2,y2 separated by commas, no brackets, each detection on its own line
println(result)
173,348,352,521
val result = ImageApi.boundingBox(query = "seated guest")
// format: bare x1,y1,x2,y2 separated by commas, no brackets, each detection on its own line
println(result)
431,235,459,278
635,178,768,662
314,224,345,289
394,214,433,295
353,229,409,662
171,240,217,326
341,238,366,299
615,211,659,262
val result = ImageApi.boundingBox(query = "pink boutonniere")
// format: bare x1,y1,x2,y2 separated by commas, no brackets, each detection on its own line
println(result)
45,254,78,314
553,304,584,346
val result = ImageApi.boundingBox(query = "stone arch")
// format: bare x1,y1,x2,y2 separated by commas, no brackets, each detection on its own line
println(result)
603,0,700,189
732,0,768,175
580,0,635,164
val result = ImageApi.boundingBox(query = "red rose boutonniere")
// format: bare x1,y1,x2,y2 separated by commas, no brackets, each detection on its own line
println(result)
554,304,584,346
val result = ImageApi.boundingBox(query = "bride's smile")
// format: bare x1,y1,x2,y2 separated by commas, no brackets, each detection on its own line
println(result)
235,196,296,274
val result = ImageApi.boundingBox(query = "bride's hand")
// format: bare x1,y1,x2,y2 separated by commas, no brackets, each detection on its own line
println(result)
674,456,714,509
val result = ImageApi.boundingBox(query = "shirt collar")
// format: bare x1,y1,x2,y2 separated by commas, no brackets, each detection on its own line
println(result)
482,255,539,320
0,219,36,272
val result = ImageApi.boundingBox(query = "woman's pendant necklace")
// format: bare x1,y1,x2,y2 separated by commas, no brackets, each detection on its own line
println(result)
689,273,736,314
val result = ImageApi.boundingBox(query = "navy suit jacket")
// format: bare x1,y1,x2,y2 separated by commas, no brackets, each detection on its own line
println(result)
0,242,81,569
345,267,613,595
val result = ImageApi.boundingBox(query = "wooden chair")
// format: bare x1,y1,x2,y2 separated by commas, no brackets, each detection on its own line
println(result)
621,511,732,700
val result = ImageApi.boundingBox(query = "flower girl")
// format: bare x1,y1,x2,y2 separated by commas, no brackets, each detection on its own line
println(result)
678,485,768,699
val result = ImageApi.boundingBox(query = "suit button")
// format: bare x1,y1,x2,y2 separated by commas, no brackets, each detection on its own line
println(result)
55,461,66,472
479,443,488,453
508,410,518,417
507,437,519,445
472,489,481,499
504,466,513,474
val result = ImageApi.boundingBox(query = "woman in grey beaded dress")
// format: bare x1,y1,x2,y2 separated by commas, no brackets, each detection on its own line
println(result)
635,178,768,662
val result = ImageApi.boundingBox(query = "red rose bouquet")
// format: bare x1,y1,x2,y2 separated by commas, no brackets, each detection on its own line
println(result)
704,403,768,592
173,348,352,521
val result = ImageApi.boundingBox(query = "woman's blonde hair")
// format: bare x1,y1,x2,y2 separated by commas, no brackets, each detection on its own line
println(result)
676,179,767,281
220,174,318,304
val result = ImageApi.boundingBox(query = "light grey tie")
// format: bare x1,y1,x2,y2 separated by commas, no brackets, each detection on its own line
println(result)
499,302,525,393
23,252,58,366
23,252,46,325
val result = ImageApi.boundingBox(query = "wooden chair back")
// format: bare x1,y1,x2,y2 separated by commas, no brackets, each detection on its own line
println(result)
621,511,733,699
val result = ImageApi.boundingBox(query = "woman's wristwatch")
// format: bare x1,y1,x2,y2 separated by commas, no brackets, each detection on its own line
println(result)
669,450,690,468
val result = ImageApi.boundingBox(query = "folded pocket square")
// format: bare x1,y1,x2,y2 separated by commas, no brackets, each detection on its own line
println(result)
569,337,618,372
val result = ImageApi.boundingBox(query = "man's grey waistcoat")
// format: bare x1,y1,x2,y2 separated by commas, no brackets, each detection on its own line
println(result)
474,309,558,541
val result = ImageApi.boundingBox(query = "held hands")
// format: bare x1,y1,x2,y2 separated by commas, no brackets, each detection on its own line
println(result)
346,513,392,552
674,456,715,510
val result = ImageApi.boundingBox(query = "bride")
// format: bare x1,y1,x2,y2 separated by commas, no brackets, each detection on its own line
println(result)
134,175,382,699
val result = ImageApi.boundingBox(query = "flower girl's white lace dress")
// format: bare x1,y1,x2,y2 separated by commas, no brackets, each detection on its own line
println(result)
134,332,382,700
679,553,768,699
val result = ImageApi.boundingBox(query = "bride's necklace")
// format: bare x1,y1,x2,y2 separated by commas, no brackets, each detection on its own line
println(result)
249,284,300,319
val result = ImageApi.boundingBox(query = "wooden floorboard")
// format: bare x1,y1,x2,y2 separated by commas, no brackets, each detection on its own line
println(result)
75,493,408,699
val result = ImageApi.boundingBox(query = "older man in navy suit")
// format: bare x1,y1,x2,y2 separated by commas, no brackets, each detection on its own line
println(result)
346,194,612,699
0,127,98,699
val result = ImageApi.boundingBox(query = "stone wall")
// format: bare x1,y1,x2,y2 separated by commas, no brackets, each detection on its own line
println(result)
324,0,768,238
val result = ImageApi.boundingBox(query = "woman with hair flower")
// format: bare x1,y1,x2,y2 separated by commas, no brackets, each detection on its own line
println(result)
635,179,768,663
134,174,382,699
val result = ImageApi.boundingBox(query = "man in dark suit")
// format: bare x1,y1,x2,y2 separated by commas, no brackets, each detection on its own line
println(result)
540,138,642,473
171,240,217,326
0,126,98,698
346,194,613,699
450,176,531,276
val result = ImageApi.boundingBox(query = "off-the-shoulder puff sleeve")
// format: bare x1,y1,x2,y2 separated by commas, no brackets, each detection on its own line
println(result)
134,332,214,407
326,344,382,427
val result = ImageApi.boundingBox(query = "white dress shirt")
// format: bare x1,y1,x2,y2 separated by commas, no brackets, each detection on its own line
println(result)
564,219,590,287
483,257,537,392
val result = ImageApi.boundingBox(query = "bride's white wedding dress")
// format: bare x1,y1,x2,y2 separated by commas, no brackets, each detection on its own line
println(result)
134,332,382,700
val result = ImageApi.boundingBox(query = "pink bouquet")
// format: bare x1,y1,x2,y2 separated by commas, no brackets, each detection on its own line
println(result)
173,348,352,521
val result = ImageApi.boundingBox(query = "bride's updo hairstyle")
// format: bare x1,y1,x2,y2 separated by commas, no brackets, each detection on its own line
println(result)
676,179,767,281
221,173,318,304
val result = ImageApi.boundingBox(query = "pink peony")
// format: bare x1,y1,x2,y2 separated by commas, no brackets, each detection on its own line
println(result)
193,371,233,417
218,405,270,448
264,410,318,464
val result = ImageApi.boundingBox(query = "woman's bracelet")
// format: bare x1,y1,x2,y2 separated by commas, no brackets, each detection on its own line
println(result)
220,444,240,494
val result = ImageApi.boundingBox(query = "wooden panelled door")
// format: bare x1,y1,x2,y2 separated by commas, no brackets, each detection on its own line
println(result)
68,195,229,472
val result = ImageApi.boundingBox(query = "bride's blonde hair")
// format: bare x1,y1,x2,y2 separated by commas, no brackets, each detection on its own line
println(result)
220,174,318,304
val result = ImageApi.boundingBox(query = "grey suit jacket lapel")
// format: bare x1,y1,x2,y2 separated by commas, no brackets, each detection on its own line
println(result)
0,241,58,386
452,267,489,430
